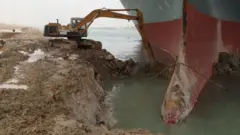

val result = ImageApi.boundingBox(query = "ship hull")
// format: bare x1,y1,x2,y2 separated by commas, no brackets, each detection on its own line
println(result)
121,0,183,65
120,0,240,124
142,20,182,65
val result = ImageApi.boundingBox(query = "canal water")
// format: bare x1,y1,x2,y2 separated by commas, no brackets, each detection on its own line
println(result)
89,28,240,135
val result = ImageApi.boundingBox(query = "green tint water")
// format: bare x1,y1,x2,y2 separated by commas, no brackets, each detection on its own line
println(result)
104,78,169,133
104,75,240,135
87,28,240,135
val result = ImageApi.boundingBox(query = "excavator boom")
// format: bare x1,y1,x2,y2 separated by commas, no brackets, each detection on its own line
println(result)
70,8,153,63
43,8,154,64
72,9,144,38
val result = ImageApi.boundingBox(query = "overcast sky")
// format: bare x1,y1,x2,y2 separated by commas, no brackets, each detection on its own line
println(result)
0,0,134,28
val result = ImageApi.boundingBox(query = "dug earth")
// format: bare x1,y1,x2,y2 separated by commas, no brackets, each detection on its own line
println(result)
0,24,164,135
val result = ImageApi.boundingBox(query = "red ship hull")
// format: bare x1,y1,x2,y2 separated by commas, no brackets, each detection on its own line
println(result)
162,3,240,124
120,0,240,124
143,20,182,65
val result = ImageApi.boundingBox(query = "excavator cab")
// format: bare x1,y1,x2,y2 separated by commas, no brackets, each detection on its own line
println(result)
70,17,88,37
43,18,88,38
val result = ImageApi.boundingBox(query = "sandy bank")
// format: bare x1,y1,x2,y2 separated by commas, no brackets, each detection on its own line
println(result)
0,24,163,135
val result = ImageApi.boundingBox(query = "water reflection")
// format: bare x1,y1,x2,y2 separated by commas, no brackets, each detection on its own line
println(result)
104,78,169,133
104,75,240,135
90,28,240,135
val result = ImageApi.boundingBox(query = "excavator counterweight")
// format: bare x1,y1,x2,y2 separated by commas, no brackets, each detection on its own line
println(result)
43,8,155,64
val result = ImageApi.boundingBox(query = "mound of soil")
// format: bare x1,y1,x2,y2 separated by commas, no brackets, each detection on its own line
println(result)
215,52,240,75
0,25,163,135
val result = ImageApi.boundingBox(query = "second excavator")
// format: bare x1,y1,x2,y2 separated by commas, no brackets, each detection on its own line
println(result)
43,8,155,64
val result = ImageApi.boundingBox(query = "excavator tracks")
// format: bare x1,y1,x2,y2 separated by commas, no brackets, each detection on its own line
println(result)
78,39,102,49
48,38,102,50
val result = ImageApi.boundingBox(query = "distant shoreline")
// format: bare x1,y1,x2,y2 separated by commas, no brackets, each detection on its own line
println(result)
0,22,136,30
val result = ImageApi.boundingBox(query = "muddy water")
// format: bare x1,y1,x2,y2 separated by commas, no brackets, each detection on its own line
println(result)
0,49,46,90
105,76,240,135
104,78,169,133
92,28,240,135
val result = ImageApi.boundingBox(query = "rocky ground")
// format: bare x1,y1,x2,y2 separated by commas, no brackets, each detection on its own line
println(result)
0,25,164,135
215,52,240,75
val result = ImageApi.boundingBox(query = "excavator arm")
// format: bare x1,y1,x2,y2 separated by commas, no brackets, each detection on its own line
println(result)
44,8,155,64
71,8,154,64
72,9,142,35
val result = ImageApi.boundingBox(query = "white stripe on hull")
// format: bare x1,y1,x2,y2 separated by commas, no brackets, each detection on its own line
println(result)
120,0,183,23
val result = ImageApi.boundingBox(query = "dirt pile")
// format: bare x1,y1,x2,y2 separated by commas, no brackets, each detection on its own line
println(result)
48,39,173,80
0,28,43,40
215,52,240,75
15,28,43,40
0,37,46,84
78,49,139,79
0,23,25,29
0,23,42,39
0,25,163,135
47,39,140,79
0,31,21,39
1,34,170,81
0,39,5,47
0,43,159,135
142,62,174,80
0,57,112,134
0,46,29,83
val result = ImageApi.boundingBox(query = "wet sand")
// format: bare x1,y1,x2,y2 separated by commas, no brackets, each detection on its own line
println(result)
0,24,163,135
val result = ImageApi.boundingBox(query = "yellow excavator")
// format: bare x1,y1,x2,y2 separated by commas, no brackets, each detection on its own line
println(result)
43,8,155,64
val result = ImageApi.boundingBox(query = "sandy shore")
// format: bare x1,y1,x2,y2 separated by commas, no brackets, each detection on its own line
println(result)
0,24,165,135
